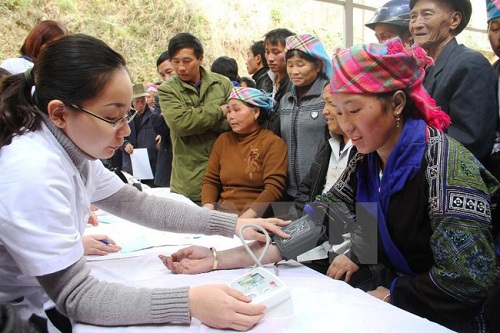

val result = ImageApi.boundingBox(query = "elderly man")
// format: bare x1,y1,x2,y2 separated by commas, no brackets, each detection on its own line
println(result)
122,83,159,187
409,0,498,164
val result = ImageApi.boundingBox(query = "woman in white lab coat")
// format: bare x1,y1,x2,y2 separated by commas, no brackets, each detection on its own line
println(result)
0,33,288,332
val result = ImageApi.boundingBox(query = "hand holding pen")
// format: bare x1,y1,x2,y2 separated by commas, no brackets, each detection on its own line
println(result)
83,235,121,256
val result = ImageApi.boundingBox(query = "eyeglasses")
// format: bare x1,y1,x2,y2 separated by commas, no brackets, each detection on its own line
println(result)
67,104,138,130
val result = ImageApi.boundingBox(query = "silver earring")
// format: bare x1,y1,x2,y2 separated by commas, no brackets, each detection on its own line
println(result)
395,115,401,128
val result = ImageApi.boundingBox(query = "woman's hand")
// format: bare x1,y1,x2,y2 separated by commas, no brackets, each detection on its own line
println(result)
326,254,359,283
159,246,213,274
82,235,121,256
87,210,99,226
235,217,290,242
124,142,134,154
189,284,265,331
367,286,391,303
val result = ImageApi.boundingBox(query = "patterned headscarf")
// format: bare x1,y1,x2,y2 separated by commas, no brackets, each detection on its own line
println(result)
285,34,333,79
330,38,450,131
228,87,274,112
147,84,158,93
487,0,500,22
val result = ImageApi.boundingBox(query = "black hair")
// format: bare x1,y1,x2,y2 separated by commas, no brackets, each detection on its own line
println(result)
168,33,204,59
256,107,270,125
0,68,11,79
263,28,295,47
249,40,268,67
156,50,170,67
210,56,239,82
240,76,256,88
285,49,328,80
0,33,127,149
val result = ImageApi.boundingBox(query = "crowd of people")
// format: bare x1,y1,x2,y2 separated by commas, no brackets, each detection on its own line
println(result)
1,0,500,332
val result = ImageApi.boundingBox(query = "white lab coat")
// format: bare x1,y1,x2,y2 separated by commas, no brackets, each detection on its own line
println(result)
0,122,123,319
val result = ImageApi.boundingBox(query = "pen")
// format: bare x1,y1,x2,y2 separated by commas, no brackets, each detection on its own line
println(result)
100,239,111,245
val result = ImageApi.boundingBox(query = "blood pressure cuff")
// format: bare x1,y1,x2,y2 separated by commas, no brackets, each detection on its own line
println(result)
273,204,325,260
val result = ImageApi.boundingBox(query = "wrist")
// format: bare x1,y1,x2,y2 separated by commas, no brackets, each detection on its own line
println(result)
383,293,391,303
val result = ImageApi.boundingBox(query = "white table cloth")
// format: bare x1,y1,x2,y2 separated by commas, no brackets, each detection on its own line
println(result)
75,189,452,332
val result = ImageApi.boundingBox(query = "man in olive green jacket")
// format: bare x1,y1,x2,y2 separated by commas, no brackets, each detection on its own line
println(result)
158,33,232,202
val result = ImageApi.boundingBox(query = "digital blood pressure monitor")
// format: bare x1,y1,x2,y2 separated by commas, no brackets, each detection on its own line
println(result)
230,224,294,318
230,267,292,317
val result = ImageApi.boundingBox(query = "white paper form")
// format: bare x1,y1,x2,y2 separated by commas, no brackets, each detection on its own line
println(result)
130,148,153,180
85,216,200,261
85,189,199,261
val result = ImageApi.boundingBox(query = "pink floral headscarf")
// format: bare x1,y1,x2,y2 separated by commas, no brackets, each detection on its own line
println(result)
330,38,450,131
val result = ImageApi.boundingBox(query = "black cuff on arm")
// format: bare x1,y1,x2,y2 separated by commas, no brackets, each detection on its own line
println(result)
272,213,325,260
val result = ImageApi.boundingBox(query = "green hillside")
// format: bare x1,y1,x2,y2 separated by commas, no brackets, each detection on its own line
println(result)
0,0,344,83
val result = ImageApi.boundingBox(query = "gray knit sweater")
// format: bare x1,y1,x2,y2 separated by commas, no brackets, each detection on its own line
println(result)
36,114,238,326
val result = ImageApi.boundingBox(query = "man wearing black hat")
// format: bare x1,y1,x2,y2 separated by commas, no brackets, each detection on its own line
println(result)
409,0,498,165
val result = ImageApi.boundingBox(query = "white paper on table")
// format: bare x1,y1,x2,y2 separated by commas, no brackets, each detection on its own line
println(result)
130,148,153,180
85,221,201,261
85,192,201,261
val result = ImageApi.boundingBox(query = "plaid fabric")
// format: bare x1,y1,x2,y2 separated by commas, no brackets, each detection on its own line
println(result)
147,84,158,93
228,87,274,111
330,38,450,131
487,0,500,22
285,34,333,79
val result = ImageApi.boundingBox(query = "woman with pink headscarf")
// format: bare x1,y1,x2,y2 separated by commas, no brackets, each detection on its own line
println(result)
313,38,497,332
162,39,498,332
